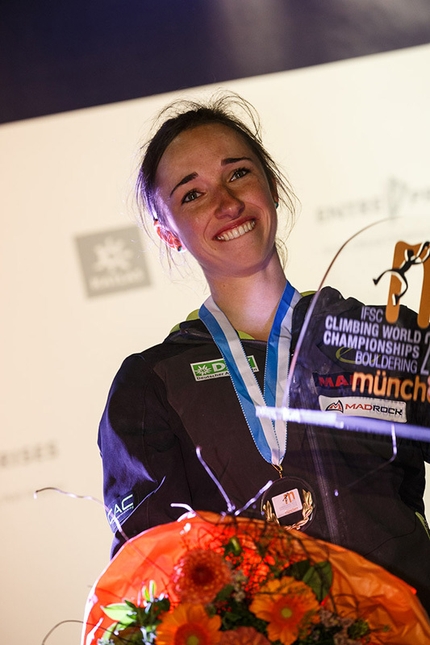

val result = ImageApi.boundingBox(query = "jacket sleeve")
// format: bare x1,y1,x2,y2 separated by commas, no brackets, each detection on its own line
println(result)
99,329,430,560
98,353,196,556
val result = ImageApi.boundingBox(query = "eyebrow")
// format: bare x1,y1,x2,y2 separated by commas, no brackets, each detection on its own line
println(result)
170,172,198,197
169,156,253,198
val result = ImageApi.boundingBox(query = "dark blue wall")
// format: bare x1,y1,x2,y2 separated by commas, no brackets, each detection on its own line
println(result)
1,0,430,124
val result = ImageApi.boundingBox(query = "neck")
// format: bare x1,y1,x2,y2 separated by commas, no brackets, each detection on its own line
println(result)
205,255,287,341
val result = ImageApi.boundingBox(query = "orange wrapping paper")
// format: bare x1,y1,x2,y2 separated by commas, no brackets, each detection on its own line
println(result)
82,512,430,644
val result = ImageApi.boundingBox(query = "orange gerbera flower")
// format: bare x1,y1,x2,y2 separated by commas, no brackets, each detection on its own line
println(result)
156,603,221,645
173,548,232,604
218,626,271,645
250,577,319,645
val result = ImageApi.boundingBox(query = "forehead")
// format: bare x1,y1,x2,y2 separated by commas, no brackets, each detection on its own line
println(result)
156,123,256,178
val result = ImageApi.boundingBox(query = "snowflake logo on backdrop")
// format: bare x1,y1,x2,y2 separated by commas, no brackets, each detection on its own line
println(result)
93,236,134,274
75,226,150,297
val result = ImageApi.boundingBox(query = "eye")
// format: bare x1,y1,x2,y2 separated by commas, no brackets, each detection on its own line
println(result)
182,189,200,204
230,167,250,181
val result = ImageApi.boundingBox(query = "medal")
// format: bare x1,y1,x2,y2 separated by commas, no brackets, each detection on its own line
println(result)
200,282,316,530
261,476,315,530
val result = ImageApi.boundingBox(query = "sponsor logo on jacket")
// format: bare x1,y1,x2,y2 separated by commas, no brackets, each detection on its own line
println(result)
313,372,354,390
107,493,134,527
352,370,430,404
191,356,258,381
319,395,407,422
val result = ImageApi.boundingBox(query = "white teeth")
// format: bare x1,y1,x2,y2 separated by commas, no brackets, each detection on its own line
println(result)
216,219,255,241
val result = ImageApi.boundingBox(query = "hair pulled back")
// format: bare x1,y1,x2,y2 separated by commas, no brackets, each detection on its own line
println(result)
136,91,296,235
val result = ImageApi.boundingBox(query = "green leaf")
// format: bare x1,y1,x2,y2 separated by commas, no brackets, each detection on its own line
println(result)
347,618,370,639
285,559,311,580
225,536,242,557
124,600,139,614
143,581,157,602
98,622,117,644
214,584,235,602
301,561,332,602
101,603,136,625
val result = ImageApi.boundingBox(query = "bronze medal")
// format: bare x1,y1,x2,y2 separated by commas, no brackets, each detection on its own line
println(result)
261,476,315,531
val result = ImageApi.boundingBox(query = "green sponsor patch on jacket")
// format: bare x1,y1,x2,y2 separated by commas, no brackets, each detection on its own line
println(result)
191,355,258,381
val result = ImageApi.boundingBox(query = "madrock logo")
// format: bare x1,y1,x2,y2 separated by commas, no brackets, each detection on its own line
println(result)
191,356,258,381
319,395,407,423
75,226,150,297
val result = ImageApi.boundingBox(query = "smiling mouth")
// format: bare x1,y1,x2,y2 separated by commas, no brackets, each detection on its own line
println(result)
216,219,256,241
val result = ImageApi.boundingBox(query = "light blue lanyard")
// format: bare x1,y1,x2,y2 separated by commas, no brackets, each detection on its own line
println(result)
199,281,301,466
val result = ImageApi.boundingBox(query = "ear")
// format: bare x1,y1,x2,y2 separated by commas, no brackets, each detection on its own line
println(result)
154,221,184,251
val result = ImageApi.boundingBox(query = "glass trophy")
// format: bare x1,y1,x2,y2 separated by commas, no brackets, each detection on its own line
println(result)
259,215,430,443
258,215,430,532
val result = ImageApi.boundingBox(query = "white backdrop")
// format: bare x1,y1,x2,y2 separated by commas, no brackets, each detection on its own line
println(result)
1,44,429,644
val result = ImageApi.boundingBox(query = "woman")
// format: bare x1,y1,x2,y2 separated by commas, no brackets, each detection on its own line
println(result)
98,93,430,611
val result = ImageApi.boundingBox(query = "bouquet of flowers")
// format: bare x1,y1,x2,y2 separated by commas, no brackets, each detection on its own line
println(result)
82,512,430,645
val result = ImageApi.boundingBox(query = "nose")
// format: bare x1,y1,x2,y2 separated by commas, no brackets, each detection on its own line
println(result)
214,185,244,219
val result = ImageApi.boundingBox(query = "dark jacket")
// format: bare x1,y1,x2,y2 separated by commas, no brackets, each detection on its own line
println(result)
98,287,430,611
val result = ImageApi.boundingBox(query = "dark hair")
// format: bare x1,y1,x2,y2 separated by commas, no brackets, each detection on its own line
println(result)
136,91,296,235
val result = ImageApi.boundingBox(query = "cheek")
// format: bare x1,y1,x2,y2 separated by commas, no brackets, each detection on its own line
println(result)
173,209,209,239
177,224,204,250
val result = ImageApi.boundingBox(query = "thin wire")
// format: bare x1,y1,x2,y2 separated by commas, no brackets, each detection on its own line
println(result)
234,479,273,515
34,487,180,593
34,486,130,544
41,619,83,645
195,446,236,513
335,424,398,496
283,218,392,408
171,503,195,514
195,447,275,517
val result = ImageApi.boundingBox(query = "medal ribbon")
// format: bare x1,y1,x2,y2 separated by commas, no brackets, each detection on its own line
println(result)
199,281,301,466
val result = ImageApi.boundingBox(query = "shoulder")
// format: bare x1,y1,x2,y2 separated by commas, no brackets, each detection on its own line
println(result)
292,287,357,334
109,317,215,385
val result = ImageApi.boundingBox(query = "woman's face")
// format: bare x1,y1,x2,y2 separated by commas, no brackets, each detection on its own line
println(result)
154,123,279,282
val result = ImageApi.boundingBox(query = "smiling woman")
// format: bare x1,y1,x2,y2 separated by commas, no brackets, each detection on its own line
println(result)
98,92,430,614
135,94,297,339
